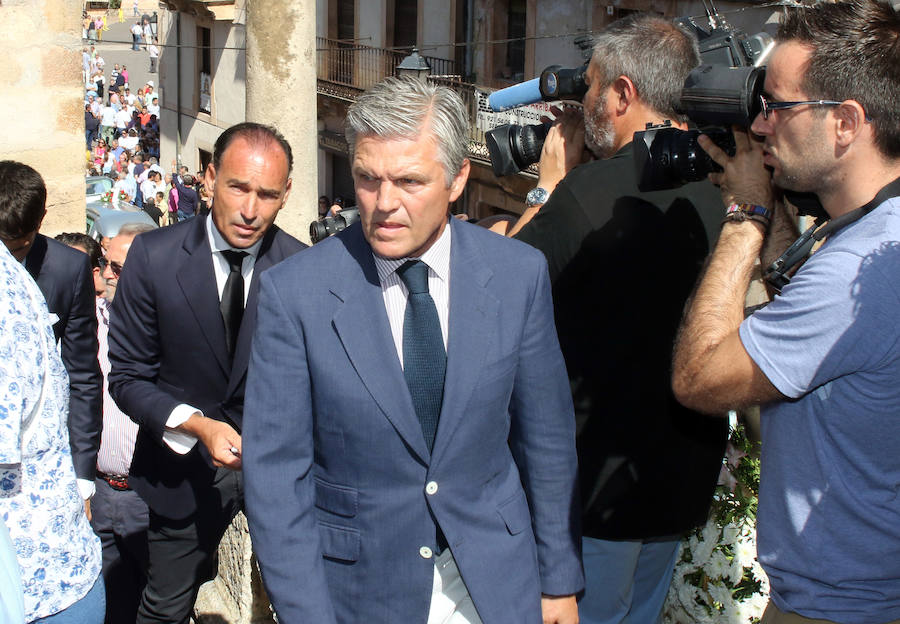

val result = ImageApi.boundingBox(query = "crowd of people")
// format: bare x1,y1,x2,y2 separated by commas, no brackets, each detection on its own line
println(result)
1,1,899,623
82,39,212,229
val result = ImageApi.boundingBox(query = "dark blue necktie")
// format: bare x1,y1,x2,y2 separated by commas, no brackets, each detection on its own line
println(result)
397,260,446,453
220,249,247,360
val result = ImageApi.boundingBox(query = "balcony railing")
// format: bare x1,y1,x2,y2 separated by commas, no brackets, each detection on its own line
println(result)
317,38,459,95
316,40,535,174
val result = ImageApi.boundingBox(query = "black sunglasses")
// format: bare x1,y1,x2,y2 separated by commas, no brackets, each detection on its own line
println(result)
99,257,123,277
758,94,842,120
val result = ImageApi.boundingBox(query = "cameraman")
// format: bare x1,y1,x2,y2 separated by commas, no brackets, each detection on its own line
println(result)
509,14,727,624
672,0,900,622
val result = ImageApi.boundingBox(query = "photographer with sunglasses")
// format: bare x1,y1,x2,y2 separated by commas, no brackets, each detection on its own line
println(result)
673,1,900,622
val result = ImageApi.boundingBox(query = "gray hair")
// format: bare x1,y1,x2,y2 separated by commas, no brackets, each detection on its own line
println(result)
591,14,700,121
117,222,155,238
345,76,469,187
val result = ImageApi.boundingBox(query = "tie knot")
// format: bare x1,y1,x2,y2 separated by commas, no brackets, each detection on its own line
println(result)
397,260,429,295
221,250,247,273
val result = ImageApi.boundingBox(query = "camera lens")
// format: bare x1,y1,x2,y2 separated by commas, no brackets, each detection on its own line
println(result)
485,122,550,177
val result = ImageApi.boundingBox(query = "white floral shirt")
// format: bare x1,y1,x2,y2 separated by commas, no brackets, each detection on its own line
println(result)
0,245,101,621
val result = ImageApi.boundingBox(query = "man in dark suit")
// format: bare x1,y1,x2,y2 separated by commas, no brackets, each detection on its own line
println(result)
0,160,102,505
107,122,305,624
509,15,727,624
243,77,583,624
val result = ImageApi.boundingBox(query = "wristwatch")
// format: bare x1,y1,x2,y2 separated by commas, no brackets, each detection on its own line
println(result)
525,186,550,207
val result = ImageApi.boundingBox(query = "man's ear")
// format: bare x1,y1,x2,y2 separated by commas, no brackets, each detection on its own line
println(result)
833,99,868,149
448,159,470,203
281,177,293,207
204,163,216,192
610,75,638,115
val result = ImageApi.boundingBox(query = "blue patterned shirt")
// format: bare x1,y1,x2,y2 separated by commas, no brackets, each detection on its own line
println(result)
0,244,101,621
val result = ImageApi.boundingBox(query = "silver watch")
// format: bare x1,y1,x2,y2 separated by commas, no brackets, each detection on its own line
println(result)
525,186,550,207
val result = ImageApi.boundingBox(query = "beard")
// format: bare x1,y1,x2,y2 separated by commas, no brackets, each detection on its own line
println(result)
583,92,616,159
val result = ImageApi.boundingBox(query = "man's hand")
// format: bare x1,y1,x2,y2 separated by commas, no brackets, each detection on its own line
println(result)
84,498,92,522
541,594,578,624
537,106,587,195
699,126,773,209
507,107,588,238
177,415,242,469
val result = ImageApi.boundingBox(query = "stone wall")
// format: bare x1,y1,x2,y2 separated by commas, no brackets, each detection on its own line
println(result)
195,513,276,623
0,0,87,237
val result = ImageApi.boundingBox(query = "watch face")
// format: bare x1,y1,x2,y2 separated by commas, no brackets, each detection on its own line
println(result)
526,187,549,206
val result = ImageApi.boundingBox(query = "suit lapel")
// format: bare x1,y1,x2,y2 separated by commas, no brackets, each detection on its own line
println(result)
176,217,231,376
431,219,499,467
331,227,431,465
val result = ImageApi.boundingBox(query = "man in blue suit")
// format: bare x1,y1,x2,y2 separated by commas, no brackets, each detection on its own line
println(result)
244,77,583,623
108,123,305,623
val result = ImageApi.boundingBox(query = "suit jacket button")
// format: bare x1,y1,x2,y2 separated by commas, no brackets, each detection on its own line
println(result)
425,481,438,495
419,546,433,559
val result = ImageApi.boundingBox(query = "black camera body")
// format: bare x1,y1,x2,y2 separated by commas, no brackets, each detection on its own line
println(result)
632,12,772,192
310,208,360,244
633,64,765,191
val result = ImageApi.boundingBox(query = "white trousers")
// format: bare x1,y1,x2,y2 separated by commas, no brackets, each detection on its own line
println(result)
426,549,483,624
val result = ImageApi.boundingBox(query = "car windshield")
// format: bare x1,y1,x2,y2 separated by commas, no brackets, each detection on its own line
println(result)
86,178,112,195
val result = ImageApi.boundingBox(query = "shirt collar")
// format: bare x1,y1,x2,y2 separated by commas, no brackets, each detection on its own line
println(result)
206,213,262,259
373,219,452,285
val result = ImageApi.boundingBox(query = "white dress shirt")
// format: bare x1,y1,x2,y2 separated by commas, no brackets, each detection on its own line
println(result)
163,215,263,453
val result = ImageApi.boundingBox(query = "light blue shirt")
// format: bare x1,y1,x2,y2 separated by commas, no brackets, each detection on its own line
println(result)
0,244,101,621
740,197,900,624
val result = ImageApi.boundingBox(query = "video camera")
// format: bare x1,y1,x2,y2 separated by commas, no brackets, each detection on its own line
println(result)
310,208,360,244
484,63,590,177
633,14,773,191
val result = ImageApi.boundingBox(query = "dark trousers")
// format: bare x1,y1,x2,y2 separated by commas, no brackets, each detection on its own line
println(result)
90,477,150,624
136,468,243,624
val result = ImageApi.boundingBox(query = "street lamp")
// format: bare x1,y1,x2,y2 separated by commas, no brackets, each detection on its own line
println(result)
396,48,431,81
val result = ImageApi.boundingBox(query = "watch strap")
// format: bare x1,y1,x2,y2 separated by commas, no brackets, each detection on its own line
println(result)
723,203,772,226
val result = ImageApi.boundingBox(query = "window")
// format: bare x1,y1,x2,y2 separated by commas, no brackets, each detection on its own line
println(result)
337,0,354,41
198,149,212,177
392,0,418,49
506,0,526,82
198,26,211,114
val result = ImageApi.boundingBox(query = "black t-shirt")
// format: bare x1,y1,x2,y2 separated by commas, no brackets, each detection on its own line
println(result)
515,142,728,539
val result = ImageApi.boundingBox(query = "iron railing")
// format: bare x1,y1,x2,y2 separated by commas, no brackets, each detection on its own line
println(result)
316,40,533,174
317,38,459,92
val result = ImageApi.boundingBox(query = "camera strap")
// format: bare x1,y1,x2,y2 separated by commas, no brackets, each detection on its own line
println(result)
765,176,900,292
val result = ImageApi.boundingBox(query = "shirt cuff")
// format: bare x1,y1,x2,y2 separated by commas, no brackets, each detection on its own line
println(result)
77,478,96,500
163,404,202,455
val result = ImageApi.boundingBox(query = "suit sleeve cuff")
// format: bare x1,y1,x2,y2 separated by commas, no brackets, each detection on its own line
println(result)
77,478,96,500
163,404,202,454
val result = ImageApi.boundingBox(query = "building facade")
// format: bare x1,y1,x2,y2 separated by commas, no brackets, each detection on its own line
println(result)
314,0,778,220
1,0,87,236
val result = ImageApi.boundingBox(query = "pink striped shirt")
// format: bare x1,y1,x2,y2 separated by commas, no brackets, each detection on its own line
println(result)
96,297,139,475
